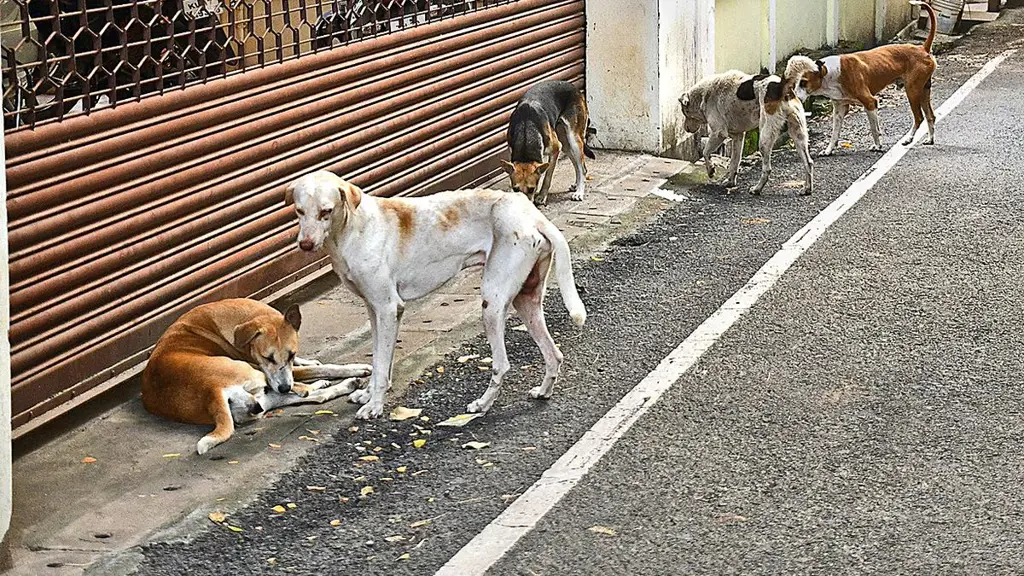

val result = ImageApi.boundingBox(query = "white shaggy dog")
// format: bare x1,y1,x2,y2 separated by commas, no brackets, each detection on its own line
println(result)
679,70,813,195
287,170,587,419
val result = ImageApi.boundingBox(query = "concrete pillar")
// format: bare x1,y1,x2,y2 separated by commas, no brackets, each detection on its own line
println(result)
0,129,11,569
586,0,714,160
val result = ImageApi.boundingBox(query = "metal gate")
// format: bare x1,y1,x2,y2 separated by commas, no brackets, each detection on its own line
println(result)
2,0,585,433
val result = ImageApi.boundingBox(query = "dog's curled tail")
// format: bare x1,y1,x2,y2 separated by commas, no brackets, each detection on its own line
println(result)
785,55,819,84
909,0,937,53
538,219,587,327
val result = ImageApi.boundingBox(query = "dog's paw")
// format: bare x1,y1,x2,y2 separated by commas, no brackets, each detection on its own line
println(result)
869,144,884,152
355,402,384,420
196,436,219,455
528,385,553,400
293,356,322,366
748,186,763,196
467,398,492,414
569,189,585,202
819,149,834,157
344,364,373,378
348,388,371,405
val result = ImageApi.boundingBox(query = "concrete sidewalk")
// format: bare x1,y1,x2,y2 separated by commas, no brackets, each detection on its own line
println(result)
5,151,693,576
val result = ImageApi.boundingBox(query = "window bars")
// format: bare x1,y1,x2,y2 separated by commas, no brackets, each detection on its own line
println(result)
1,0,514,129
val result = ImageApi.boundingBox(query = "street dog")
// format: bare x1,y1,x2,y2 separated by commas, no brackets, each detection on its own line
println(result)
679,70,813,195
786,0,938,154
141,298,372,454
501,80,596,205
287,170,587,419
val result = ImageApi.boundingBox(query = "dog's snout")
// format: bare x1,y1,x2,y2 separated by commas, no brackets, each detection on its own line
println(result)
299,239,315,251
276,383,292,394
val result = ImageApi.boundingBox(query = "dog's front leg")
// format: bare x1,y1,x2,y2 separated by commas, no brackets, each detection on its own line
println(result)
821,102,849,156
352,299,402,419
703,132,727,180
723,133,744,187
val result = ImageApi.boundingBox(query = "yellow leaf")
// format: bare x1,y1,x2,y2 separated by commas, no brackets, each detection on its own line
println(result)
208,511,227,523
227,460,239,465
227,525,244,532
409,519,431,528
307,486,327,492
385,535,406,543
286,503,297,509
359,455,380,462
740,217,772,225
457,354,479,363
314,410,335,416
390,406,423,421
396,466,408,473
298,435,319,442
268,443,282,449
267,558,277,565
589,525,617,536
162,453,180,458
436,366,445,374
397,553,411,561
413,439,427,449
412,470,428,477
360,486,374,497
348,426,359,433
436,413,483,428
81,456,97,464
330,519,341,526
339,497,350,503
480,357,492,364
522,446,537,451
272,505,287,513
381,477,393,482
591,256,604,261
461,441,490,450
306,429,320,435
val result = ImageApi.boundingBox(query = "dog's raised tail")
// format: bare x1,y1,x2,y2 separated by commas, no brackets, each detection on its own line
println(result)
785,55,819,85
909,0,937,53
538,219,587,327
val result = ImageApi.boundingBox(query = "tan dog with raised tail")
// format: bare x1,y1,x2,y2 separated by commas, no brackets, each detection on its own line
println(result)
786,0,938,155
142,298,371,454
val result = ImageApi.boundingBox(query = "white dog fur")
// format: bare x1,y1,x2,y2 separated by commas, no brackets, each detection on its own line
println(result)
679,69,814,195
288,170,587,419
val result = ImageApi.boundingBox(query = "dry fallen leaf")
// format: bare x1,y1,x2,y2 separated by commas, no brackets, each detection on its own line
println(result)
267,558,277,565
390,406,423,421
397,553,411,561
385,535,407,543
740,217,772,225
307,486,327,492
522,446,537,451
330,519,341,526
287,503,297,509
412,470,428,477
162,453,180,459
589,525,617,536
81,456,97,464
348,426,359,433
413,439,427,449
480,357,492,364
457,354,480,363
298,435,319,442
272,505,287,514
461,441,490,450
778,180,805,189
227,460,239,465
226,525,244,533
436,366,445,374
314,410,335,416
436,413,484,428
268,443,282,449
208,511,227,523
409,519,431,528
360,486,375,497
359,455,380,462
396,466,408,473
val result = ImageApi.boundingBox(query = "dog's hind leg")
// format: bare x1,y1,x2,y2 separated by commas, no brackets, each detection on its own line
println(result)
536,136,561,206
750,121,782,195
563,124,588,201
787,115,814,195
921,84,936,145
513,255,563,400
822,101,849,156
197,391,235,455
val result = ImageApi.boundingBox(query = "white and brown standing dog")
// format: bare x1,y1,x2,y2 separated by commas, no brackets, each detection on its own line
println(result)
142,298,371,454
786,1,938,154
680,70,813,195
287,171,586,419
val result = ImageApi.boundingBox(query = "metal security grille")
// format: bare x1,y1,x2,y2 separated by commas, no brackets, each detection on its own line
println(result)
5,0,584,434
2,0,513,129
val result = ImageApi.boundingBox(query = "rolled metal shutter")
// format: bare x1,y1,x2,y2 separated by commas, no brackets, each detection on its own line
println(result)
5,0,584,433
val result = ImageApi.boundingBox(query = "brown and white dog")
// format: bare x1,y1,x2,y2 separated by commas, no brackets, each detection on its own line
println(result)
288,170,586,420
141,298,371,454
501,80,596,206
787,0,938,155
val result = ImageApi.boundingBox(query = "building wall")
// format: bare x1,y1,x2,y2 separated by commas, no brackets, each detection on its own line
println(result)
660,0,715,157
715,0,764,73
1,128,12,567
840,0,877,47
775,0,829,61
880,0,913,39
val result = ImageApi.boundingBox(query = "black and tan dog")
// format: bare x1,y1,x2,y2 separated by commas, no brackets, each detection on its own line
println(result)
501,80,596,205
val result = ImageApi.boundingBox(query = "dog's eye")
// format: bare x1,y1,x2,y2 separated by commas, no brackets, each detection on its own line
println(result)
264,354,275,364
318,209,332,220
296,208,305,216
288,351,295,363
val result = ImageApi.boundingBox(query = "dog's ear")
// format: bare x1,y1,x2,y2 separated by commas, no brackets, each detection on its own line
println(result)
736,78,757,101
679,93,689,109
760,67,770,75
233,320,264,350
765,80,785,102
535,162,550,175
499,160,515,175
340,182,362,210
284,180,296,206
283,304,302,331
815,59,827,76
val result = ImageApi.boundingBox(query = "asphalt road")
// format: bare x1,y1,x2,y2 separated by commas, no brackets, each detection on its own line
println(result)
137,11,1024,576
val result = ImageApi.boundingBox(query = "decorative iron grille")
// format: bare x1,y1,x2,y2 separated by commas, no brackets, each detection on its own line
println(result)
2,0,514,129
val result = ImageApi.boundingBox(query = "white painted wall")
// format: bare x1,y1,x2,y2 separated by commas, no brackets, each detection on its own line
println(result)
587,0,714,159
0,129,11,560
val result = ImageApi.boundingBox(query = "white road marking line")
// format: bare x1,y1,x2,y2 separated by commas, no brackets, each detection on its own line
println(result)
435,49,1017,576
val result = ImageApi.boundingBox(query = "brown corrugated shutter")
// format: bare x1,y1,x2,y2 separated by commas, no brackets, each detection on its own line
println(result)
5,0,584,433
